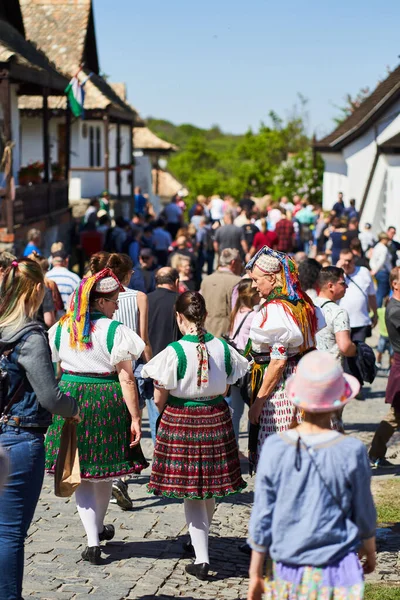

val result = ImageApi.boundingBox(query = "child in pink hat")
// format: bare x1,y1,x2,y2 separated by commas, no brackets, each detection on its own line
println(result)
247,350,376,600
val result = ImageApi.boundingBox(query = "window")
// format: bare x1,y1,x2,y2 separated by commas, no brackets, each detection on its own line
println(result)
89,125,101,167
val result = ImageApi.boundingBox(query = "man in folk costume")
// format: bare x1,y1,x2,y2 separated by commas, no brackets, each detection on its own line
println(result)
245,246,326,471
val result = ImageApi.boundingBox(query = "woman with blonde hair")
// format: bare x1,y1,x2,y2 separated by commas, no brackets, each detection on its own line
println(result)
0,259,78,598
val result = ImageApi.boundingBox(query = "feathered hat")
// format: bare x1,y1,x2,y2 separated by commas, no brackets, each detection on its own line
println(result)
59,268,123,350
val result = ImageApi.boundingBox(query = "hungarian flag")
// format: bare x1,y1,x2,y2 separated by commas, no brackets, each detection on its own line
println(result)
65,71,92,118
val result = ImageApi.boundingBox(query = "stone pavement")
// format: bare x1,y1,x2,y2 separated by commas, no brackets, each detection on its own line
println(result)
24,350,400,599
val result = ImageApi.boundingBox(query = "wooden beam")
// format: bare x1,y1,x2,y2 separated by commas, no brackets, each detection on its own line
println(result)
65,99,71,180
130,123,134,198
0,75,13,234
116,120,121,200
104,115,109,190
70,166,105,172
42,87,50,183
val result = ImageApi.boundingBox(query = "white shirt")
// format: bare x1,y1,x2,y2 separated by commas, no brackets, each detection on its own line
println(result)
339,266,375,328
359,230,376,253
249,302,326,357
46,266,81,310
142,335,248,399
49,318,145,373
48,318,145,374
209,197,225,221
369,242,392,274
314,296,351,362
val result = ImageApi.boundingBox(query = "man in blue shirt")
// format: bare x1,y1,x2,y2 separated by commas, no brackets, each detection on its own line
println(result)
134,186,148,216
332,191,345,217
23,228,42,257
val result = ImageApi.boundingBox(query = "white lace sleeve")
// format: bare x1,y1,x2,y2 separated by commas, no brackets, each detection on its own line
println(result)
110,324,145,366
141,346,178,390
227,346,249,384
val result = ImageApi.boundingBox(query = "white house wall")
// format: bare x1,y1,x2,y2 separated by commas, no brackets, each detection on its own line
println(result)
321,98,400,220
360,154,388,231
342,128,377,205
109,124,131,197
386,159,400,229
321,152,348,210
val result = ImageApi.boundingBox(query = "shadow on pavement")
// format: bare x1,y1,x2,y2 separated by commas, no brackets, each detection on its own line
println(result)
100,535,250,575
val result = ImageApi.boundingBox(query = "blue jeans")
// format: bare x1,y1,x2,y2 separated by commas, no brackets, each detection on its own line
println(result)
225,387,245,442
0,427,45,600
145,398,160,445
375,270,390,308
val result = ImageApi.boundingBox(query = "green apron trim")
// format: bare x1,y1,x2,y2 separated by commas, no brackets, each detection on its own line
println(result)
168,394,224,407
219,338,232,377
106,321,122,354
169,341,187,380
61,373,119,384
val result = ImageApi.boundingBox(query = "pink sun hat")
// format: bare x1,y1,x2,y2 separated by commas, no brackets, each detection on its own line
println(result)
286,350,360,413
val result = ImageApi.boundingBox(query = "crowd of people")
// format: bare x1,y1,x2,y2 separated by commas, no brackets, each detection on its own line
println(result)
0,187,399,599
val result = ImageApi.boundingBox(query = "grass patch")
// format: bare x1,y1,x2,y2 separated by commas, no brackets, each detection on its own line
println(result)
372,479,400,523
365,584,400,599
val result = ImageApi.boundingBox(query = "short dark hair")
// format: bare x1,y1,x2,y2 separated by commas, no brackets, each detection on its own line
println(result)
52,250,68,261
318,266,345,288
155,268,179,286
298,259,322,291
390,266,400,290
339,248,353,257
349,237,362,252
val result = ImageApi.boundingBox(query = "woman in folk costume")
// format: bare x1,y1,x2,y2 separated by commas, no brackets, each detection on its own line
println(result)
45,268,148,565
142,291,249,581
245,246,325,471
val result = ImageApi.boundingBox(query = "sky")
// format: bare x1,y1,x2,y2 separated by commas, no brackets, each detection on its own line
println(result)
94,0,400,138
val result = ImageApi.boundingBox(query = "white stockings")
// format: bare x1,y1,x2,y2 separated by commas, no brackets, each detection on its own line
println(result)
184,498,215,565
75,480,113,547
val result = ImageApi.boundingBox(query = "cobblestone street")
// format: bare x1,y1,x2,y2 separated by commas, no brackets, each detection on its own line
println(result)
24,352,400,599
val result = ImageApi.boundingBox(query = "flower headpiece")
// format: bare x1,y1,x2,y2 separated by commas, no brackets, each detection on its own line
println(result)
59,268,123,350
246,246,300,301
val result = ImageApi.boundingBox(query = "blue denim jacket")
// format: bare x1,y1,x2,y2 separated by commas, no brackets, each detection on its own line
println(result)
1,322,77,429
248,431,376,566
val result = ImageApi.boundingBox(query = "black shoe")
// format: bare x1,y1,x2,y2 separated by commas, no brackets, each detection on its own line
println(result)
99,524,115,542
112,479,133,511
182,541,195,555
239,542,251,555
185,562,209,581
370,457,396,469
81,546,101,565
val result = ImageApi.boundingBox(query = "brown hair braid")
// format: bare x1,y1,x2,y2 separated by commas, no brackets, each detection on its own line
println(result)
175,291,207,342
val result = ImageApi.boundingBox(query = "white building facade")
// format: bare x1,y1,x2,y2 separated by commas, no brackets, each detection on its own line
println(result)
316,66,400,233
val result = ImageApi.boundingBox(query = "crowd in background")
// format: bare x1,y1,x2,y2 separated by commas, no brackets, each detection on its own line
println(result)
0,185,398,598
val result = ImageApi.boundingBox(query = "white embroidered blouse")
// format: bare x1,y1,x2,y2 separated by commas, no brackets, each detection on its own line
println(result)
249,302,326,359
49,315,145,373
142,333,249,399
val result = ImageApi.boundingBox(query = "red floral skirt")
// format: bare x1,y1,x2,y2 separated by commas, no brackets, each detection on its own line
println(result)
148,400,247,499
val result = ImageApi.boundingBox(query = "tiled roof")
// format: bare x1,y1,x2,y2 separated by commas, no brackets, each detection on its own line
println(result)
315,64,400,150
134,127,178,152
19,0,92,76
0,18,67,89
18,0,137,119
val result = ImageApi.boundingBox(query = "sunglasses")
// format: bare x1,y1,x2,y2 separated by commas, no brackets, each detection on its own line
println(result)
103,298,119,307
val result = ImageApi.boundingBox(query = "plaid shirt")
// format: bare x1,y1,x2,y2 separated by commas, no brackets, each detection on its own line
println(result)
275,218,295,252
